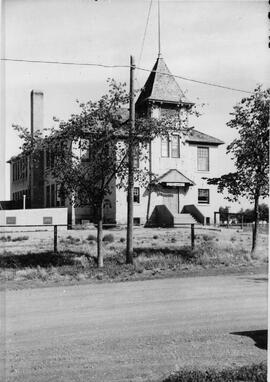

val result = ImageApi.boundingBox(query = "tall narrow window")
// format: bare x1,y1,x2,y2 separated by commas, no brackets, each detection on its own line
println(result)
161,137,169,157
134,187,140,203
197,147,209,171
171,135,180,158
198,189,209,204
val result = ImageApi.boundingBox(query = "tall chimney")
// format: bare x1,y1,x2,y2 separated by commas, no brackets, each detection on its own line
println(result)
30,90,43,137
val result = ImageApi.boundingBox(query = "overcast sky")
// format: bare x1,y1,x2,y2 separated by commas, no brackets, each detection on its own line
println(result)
1,0,269,208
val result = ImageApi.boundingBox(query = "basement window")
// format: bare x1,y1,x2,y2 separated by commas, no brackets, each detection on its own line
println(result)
133,217,141,226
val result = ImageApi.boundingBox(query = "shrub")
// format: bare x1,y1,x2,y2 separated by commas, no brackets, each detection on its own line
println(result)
0,236,11,242
102,234,114,243
12,236,29,242
202,234,214,242
119,237,125,243
87,234,97,242
153,235,158,239
171,237,176,243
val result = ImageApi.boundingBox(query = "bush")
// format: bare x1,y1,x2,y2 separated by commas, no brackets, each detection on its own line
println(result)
0,235,29,242
102,234,114,243
86,234,97,242
119,237,125,243
171,237,176,243
202,234,214,242
12,236,29,242
153,235,158,239
0,235,11,242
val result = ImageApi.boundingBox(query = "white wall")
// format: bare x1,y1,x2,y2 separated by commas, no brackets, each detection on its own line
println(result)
115,136,226,224
0,207,68,230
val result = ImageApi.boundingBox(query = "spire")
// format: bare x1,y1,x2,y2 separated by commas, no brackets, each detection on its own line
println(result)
136,56,193,106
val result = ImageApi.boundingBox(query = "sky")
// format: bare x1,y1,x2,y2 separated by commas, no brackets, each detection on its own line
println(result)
1,0,269,210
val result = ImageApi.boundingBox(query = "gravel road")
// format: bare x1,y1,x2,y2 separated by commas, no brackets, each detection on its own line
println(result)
1,273,268,382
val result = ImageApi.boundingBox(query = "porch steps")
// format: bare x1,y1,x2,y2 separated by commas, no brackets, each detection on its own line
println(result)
173,213,199,225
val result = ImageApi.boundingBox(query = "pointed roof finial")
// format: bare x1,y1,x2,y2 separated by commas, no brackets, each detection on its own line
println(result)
158,0,161,57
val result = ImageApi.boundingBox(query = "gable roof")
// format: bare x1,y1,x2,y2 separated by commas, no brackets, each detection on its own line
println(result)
136,56,193,107
186,129,224,145
157,169,195,186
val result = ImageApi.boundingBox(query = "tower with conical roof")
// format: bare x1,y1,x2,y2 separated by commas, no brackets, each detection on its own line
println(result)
136,0,193,121
135,56,194,126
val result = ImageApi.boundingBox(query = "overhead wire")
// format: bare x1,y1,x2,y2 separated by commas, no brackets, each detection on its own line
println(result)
1,57,253,94
135,0,153,91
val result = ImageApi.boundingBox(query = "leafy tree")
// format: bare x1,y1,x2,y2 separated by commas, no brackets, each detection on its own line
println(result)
219,206,230,223
208,86,269,253
15,79,198,267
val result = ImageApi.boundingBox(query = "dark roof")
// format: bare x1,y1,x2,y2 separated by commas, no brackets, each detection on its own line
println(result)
136,55,193,107
186,129,224,145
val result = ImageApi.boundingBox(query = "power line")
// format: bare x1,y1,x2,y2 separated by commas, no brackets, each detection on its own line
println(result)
138,0,153,68
1,57,253,94
136,66,253,94
1,58,130,69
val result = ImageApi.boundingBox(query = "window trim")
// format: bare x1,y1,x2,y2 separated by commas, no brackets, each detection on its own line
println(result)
171,135,180,158
198,189,210,204
161,136,170,158
197,146,210,172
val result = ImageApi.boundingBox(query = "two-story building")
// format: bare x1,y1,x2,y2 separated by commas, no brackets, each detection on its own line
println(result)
7,55,224,226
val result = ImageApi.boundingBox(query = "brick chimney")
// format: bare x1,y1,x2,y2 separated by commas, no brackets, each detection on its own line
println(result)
30,90,44,137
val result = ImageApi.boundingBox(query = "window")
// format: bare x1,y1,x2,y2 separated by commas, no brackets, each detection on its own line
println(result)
171,135,180,158
6,217,16,225
161,137,169,157
133,217,141,225
134,187,140,203
197,147,209,171
43,217,53,225
198,189,209,204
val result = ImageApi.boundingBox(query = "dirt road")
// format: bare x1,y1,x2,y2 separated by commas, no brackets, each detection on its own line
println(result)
1,273,268,382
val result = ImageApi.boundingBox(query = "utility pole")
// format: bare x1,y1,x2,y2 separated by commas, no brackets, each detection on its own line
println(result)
126,55,135,264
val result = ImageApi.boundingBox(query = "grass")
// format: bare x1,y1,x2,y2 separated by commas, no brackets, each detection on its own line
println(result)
163,362,267,382
0,227,268,286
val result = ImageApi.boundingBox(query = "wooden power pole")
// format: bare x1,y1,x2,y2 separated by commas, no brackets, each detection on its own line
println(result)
126,55,135,264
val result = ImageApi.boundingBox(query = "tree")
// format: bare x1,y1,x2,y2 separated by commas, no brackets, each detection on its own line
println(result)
207,86,269,253
15,79,199,267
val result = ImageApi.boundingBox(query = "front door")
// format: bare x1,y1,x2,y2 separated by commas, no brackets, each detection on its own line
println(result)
161,186,179,214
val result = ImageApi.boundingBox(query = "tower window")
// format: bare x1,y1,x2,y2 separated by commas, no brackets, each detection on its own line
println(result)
161,137,169,157
171,135,180,158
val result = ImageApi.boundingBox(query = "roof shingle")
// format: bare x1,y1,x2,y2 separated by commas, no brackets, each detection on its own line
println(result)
186,129,224,145
136,56,192,106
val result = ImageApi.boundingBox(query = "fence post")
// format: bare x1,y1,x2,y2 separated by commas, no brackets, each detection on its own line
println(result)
191,223,195,250
54,225,58,253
